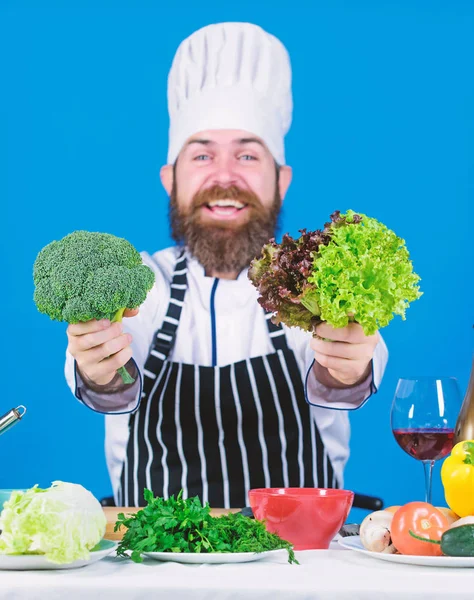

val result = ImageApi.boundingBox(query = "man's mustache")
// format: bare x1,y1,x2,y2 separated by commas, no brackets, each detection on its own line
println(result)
191,185,263,211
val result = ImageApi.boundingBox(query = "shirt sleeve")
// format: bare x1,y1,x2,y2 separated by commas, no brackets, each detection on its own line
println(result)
64,251,168,415
72,358,142,414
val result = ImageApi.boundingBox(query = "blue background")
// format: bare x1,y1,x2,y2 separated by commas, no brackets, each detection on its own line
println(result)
3,0,473,522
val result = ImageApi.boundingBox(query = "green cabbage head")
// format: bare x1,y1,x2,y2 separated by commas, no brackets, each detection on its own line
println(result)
0,481,106,564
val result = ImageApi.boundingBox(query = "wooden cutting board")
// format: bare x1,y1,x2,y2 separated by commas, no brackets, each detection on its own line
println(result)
103,506,241,541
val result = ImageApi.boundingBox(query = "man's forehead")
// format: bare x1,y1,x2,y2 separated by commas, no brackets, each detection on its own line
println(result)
184,130,268,149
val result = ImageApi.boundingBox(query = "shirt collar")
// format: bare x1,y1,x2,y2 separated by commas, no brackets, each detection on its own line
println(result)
184,247,252,284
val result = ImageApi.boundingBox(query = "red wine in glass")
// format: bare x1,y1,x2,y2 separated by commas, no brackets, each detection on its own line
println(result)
391,377,462,504
392,428,454,461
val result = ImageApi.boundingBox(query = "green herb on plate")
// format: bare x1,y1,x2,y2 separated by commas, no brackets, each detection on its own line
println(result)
115,489,298,564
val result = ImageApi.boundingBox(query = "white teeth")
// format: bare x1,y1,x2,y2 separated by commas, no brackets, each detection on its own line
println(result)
208,199,245,209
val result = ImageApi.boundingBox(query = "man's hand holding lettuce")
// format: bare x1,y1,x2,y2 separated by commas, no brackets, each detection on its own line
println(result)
249,210,422,388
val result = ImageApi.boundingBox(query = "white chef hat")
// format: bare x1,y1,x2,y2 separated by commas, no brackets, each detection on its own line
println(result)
166,22,293,166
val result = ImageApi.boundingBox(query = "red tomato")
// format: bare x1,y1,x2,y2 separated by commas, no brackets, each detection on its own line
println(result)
391,502,449,556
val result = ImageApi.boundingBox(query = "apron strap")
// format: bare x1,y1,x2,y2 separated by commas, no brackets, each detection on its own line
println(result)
150,248,187,359
150,248,290,357
264,311,290,352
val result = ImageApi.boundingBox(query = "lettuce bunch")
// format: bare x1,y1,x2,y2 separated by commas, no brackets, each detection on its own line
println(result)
248,210,422,336
0,481,106,564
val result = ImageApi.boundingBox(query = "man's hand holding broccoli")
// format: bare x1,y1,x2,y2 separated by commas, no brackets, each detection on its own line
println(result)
66,309,138,388
33,231,155,387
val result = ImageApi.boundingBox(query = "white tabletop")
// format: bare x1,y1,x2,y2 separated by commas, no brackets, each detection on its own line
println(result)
2,542,474,600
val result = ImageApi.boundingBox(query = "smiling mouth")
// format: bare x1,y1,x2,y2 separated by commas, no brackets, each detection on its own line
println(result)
201,199,249,219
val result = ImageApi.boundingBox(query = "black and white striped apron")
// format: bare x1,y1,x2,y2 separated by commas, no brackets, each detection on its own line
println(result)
118,251,337,508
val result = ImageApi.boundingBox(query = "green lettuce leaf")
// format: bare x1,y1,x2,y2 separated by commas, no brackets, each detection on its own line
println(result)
307,210,422,335
248,210,422,335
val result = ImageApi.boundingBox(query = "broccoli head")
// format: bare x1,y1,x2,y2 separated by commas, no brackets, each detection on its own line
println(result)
33,230,155,384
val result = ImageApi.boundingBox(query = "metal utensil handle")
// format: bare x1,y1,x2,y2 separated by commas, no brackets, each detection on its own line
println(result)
0,405,27,436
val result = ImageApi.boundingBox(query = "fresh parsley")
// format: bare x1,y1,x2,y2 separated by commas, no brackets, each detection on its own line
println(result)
115,489,298,564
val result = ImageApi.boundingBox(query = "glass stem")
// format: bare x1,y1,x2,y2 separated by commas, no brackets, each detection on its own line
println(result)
423,460,435,504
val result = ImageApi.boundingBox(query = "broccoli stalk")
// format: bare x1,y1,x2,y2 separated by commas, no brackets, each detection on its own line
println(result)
111,308,135,385
33,230,155,385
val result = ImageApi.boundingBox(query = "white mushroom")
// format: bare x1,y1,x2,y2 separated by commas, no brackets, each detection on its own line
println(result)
359,510,397,553
448,515,474,530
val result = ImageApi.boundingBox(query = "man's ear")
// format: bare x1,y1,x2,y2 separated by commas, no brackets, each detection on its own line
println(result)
160,164,174,195
278,165,293,202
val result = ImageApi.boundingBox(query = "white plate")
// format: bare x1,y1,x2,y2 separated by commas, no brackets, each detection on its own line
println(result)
0,539,118,570
338,535,474,568
143,548,287,564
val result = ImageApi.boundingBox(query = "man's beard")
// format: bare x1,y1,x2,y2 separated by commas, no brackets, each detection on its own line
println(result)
169,181,282,275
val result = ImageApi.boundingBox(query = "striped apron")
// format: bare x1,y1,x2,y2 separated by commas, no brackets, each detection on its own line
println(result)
118,251,337,508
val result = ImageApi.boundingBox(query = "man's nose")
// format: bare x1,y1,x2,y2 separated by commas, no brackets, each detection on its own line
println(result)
211,156,239,187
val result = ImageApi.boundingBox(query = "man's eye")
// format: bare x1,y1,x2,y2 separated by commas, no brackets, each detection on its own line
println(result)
239,155,257,161
194,155,211,161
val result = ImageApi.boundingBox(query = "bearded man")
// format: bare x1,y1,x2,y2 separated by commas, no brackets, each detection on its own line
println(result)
65,22,388,508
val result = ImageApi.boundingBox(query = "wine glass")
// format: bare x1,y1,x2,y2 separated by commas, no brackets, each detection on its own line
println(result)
391,377,462,504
